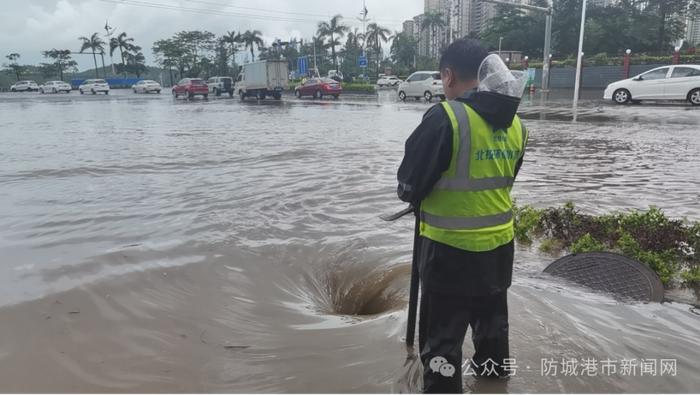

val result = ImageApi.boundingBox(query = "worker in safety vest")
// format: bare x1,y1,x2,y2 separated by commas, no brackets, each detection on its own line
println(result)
396,39,528,393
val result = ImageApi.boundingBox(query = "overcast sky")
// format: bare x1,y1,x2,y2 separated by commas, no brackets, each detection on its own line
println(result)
2,0,422,71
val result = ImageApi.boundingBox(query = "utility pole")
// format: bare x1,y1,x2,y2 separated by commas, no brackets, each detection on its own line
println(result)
483,0,552,101
358,0,369,77
572,0,587,122
104,20,116,75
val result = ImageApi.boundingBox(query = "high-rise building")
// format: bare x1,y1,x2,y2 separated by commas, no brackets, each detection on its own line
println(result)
402,20,415,37
687,17,700,46
404,0,530,59
424,0,451,58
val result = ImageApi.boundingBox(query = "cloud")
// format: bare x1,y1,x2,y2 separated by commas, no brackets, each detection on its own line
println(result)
1,0,422,71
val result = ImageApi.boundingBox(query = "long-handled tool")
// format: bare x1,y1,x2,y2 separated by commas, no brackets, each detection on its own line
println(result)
381,205,419,349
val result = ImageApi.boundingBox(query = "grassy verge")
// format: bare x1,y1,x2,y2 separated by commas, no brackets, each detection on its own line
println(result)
513,202,700,286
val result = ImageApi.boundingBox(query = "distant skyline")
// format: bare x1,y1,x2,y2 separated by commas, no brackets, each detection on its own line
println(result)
1,0,422,71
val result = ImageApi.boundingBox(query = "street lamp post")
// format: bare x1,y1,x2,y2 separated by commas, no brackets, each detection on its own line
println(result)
547,54,553,93
623,49,631,79
573,0,588,122
498,36,503,56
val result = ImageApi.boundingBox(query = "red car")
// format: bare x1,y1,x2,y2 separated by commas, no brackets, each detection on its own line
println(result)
172,78,209,99
294,77,342,99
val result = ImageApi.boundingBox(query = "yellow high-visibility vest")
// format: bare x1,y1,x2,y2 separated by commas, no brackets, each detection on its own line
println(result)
420,100,528,252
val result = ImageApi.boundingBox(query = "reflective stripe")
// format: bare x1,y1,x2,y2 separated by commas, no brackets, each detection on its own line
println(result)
434,176,514,191
435,100,516,192
438,100,471,184
421,210,513,230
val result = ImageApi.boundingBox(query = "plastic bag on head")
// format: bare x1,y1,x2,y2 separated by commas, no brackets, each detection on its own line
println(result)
477,54,527,98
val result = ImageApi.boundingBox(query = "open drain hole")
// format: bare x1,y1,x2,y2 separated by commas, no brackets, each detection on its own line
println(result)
322,264,409,316
302,257,410,316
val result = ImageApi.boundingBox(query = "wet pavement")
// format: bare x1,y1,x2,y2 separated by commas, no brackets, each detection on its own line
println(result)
0,89,699,392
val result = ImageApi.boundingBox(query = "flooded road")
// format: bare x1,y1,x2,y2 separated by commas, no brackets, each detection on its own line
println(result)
0,90,699,392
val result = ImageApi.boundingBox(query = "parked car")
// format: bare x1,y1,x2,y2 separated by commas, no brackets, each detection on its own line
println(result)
39,81,71,93
328,70,343,82
397,71,444,102
207,76,234,97
604,65,700,105
172,78,208,99
132,80,161,94
10,80,39,92
294,77,342,99
377,75,402,87
79,79,110,95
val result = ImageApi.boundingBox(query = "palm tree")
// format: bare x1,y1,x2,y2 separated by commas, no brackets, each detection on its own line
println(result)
109,32,135,67
222,30,241,68
347,28,364,48
366,23,391,78
317,14,349,71
79,32,106,78
240,30,264,62
421,11,446,59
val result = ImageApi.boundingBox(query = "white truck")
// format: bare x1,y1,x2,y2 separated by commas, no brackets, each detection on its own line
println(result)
236,60,289,100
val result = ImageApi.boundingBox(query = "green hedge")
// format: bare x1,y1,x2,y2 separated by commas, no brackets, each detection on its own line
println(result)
513,202,700,286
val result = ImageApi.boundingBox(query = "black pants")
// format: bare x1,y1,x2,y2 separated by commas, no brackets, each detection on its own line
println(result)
418,290,509,393
416,238,513,393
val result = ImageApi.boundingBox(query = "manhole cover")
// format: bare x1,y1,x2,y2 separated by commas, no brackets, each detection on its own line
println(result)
543,252,664,302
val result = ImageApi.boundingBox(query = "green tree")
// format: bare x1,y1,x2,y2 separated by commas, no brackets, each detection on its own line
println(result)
118,49,147,78
317,14,349,71
340,28,364,79
552,0,582,56
240,30,264,62
4,53,24,81
109,32,135,68
41,49,77,81
153,38,184,85
390,31,419,75
644,0,698,51
222,30,241,69
78,33,105,78
174,30,216,76
481,5,545,57
366,22,391,78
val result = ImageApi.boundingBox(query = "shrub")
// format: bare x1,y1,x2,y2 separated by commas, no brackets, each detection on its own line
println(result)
513,202,700,287
571,233,607,254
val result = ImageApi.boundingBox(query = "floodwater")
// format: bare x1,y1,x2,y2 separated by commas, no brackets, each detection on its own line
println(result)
0,90,699,393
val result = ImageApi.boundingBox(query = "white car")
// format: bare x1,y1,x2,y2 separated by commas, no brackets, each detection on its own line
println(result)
132,80,161,94
10,80,39,92
377,75,402,87
397,71,444,102
39,81,71,94
79,79,110,95
328,70,343,82
604,65,700,106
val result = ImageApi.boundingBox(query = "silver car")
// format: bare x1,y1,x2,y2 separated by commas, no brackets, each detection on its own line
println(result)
39,81,72,94
132,80,162,94
79,79,110,95
10,80,40,92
